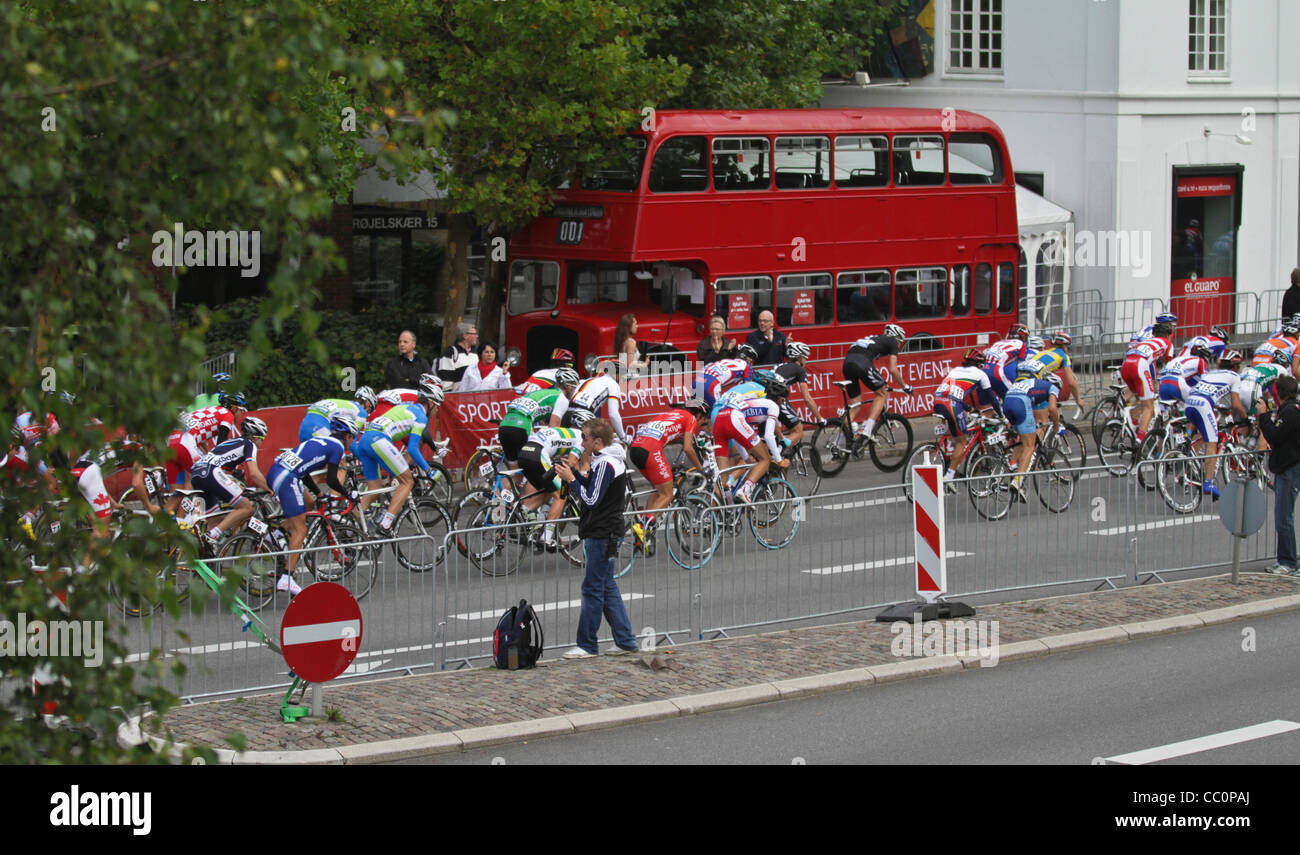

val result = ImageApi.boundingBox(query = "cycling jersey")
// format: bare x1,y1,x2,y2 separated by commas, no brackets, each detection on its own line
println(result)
1017,346,1071,380
500,388,567,432
355,403,430,481
190,437,258,479
370,388,419,421
1237,364,1283,413
711,381,765,422
267,436,348,517
1178,335,1228,359
848,335,900,361
713,397,782,461
1004,378,1058,434
1121,338,1171,402
563,375,628,441
9,412,59,475
1157,354,1208,403
301,399,368,441
522,426,583,465
935,366,997,406
180,406,240,449
694,359,752,409
1126,336,1172,361
1252,336,1298,366
515,369,560,395
1129,323,1168,345
1187,369,1244,444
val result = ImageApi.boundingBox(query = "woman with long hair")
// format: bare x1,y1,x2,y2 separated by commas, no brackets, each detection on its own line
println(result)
613,313,646,375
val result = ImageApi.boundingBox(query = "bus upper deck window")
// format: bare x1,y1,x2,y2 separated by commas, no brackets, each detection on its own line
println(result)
833,136,888,188
948,133,1004,185
648,136,709,193
712,137,770,191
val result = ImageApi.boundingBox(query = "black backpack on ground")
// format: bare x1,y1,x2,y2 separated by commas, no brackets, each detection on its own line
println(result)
493,599,544,670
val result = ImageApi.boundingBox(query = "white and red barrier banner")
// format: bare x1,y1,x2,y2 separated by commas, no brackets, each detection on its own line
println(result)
911,464,946,603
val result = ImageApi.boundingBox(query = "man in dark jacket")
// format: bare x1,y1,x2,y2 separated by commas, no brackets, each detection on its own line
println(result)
555,418,639,657
384,330,432,390
745,310,788,366
1282,268,1300,321
1258,374,1300,575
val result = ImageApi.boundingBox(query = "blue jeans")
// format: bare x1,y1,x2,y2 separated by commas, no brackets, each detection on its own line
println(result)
575,536,638,654
1275,464,1300,569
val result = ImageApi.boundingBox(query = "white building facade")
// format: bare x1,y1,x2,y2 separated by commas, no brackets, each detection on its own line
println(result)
821,0,1299,337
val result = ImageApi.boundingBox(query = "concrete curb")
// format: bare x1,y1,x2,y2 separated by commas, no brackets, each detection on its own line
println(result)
126,590,1300,765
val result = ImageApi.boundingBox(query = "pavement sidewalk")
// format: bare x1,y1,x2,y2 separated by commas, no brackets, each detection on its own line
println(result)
134,572,1300,763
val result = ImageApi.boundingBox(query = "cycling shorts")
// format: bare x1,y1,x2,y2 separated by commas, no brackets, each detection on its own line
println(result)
517,443,560,493
298,413,332,442
1186,394,1220,444
267,462,308,518
777,399,800,431
1003,393,1036,435
713,408,759,452
628,443,672,486
357,430,409,481
164,430,200,485
932,398,968,437
190,466,244,510
71,462,113,520
841,351,884,399
498,425,529,463
1159,377,1189,404
1120,355,1157,401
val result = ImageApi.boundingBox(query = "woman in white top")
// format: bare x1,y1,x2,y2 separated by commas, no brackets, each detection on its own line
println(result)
458,342,513,392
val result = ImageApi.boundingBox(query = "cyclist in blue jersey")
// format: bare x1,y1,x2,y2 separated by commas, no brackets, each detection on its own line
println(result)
1002,375,1060,502
356,378,439,536
266,413,361,596
189,416,271,548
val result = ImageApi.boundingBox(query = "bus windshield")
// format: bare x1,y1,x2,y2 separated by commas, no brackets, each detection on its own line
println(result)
579,137,648,192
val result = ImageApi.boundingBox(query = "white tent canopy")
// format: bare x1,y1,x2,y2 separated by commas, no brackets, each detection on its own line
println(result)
1016,183,1073,232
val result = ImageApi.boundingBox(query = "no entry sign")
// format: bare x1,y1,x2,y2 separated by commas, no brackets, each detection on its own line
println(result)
280,583,363,683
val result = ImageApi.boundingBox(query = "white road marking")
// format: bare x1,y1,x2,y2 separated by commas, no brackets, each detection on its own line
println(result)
1105,720,1300,765
803,551,974,576
342,658,392,675
1087,514,1218,537
822,496,905,511
450,593,652,622
121,640,261,663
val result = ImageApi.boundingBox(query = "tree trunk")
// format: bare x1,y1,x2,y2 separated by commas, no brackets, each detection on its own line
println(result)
441,213,473,350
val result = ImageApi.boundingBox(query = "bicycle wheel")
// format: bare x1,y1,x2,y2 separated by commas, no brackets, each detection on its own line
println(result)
462,500,514,575
748,477,800,549
869,413,913,473
393,497,452,572
1090,395,1122,446
1096,419,1136,476
306,521,377,601
666,492,720,570
1032,445,1075,513
1047,423,1088,479
416,462,454,506
967,453,1013,521
1134,428,1165,491
463,448,501,494
785,442,822,497
902,442,945,503
810,422,851,478
554,501,586,569
218,532,281,612
452,490,491,557
1157,450,1204,514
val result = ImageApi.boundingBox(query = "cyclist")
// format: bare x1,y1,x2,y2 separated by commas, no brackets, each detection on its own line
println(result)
693,346,755,410
1186,350,1250,499
710,383,785,503
164,392,247,504
299,394,371,441
627,401,707,555
499,367,579,464
370,378,447,464
1267,313,1300,340
1158,345,1212,408
934,348,1004,482
774,341,825,447
516,425,584,551
1018,330,1086,418
265,413,360,596
356,379,441,536
1002,374,1061,502
1130,312,1178,345
1120,322,1174,440
842,324,911,442
1179,326,1230,360
515,348,577,394
1024,334,1045,361
983,323,1030,399
188,416,271,548
562,361,631,444
1251,323,1300,378
1236,350,1287,453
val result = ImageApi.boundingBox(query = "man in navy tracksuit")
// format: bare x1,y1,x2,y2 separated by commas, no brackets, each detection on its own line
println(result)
555,418,640,657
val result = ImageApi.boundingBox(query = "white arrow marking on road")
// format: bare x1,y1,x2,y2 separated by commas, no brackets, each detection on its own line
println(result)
803,552,973,576
822,496,905,511
121,640,262,663
342,658,392,675
283,619,362,646
1104,720,1300,765
1086,514,1218,537
451,593,652,621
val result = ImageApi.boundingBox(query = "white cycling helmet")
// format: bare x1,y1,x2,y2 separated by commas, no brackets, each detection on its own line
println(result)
419,379,445,405
884,324,906,341
785,341,810,360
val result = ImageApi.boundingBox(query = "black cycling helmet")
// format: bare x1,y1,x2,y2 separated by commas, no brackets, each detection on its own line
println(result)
1190,345,1213,362
962,347,984,367
737,343,758,362
1220,350,1244,371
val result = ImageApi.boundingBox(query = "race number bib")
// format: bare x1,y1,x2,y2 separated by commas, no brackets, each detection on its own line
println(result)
248,517,268,535
276,449,306,470
512,398,539,417
478,460,495,477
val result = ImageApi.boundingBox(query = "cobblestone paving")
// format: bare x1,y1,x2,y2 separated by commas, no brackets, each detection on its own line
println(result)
154,573,1300,752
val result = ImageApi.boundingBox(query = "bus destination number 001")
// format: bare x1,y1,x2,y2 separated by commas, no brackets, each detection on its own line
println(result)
557,219,584,245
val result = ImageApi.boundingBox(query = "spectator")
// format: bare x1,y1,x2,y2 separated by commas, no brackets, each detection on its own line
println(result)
458,342,513,392
745,310,787,366
697,315,738,364
1282,268,1300,321
555,418,639,658
384,330,432,390
613,313,647,375
1260,374,1300,576
436,323,478,390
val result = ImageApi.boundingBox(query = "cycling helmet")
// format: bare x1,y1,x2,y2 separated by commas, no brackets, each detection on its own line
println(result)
1273,350,1292,366
1156,312,1177,325
1051,330,1072,347
329,412,360,437
962,347,984,367
1190,345,1213,362
59,391,76,405
240,416,268,440
566,408,593,428
761,373,788,399
737,343,758,362
1152,323,1173,338
884,323,906,341
1210,326,1229,342
418,378,444,405
1028,335,1046,351
212,372,231,387
219,391,248,411
418,372,440,388
1008,323,1029,341
554,366,580,389
354,385,377,411
1219,350,1244,371
1283,324,1300,338
1047,373,1064,390
785,341,810,361
551,348,576,366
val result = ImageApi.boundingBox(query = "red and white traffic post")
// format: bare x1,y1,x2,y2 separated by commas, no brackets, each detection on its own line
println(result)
876,463,974,621
279,582,364,722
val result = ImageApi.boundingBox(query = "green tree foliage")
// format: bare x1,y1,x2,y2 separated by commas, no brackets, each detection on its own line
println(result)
0,0,439,762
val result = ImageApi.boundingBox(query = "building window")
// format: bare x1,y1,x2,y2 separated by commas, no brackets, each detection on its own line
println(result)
1188,0,1228,74
949,0,1002,74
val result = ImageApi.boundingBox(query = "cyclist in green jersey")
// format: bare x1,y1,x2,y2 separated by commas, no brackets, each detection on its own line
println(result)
498,368,579,463
1236,352,1288,452
517,425,584,551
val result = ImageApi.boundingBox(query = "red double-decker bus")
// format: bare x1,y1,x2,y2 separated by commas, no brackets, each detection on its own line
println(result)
505,108,1020,374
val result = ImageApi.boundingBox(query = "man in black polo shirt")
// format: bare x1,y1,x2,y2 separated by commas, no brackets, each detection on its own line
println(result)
384,330,432,390
1259,374,1300,575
